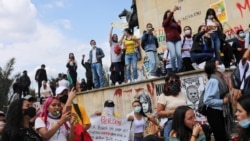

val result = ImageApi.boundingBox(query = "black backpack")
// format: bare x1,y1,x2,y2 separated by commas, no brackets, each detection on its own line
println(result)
231,63,249,89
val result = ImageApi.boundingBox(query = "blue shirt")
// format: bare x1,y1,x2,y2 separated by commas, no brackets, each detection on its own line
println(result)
203,78,223,110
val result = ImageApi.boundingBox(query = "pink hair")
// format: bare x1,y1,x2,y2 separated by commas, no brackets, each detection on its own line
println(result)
39,97,69,130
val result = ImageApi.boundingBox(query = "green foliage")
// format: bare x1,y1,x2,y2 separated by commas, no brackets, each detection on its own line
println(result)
0,58,16,111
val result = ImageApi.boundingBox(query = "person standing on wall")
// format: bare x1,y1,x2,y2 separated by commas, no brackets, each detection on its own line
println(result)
162,6,182,73
89,40,105,88
19,70,31,98
141,23,159,79
35,64,48,98
66,53,78,88
81,56,94,90
109,26,125,85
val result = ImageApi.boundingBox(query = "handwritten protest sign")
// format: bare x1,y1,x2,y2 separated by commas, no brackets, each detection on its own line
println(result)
111,22,128,28
88,116,131,141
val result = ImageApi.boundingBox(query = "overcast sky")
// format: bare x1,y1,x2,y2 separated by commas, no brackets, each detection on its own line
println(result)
0,0,139,89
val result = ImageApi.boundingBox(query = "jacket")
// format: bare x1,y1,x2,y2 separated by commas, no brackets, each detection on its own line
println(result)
89,47,105,64
81,59,92,80
191,31,213,53
162,12,182,42
35,68,47,82
141,31,158,52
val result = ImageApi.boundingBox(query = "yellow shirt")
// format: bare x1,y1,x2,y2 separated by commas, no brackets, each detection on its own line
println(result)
123,36,138,54
71,104,91,125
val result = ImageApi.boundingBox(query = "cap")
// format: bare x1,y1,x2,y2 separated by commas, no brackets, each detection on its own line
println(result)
23,95,37,102
0,111,5,116
104,100,115,107
56,86,68,96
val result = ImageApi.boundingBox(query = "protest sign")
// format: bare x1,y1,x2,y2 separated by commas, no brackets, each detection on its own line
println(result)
88,116,131,141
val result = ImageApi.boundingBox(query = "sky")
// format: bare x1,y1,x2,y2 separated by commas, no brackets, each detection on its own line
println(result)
0,0,137,89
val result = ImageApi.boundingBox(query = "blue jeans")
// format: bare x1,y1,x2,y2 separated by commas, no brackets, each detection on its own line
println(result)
125,53,138,81
146,51,158,76
91,63,104,88
191,52,214,64
210,32,221,63
166,41,182,71
134,136,143,141
164,120,173,141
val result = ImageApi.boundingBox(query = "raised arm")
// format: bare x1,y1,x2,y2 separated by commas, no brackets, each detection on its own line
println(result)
109,26,113,44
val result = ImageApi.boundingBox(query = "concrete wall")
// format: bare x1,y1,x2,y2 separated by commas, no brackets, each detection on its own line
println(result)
135,0,250,54
75,69,238,118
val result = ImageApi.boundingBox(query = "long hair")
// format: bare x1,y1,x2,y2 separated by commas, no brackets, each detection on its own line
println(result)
1,99,25,141
204,60,216,79
237,95,250,141
124,28,133,35
68,52,75,60
171,106,193,141
132,100,147,117
163,73,181,96
162,10,176,27
40,97,58,124
137,90,152,113
205,8,223,32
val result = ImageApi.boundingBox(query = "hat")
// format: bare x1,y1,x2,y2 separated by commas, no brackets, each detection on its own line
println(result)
56,86,68,96
0,111,5,116
104,100,115,107
23,95,37,102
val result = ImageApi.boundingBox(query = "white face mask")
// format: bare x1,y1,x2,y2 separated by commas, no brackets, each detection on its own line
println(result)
217,64,225,73
104,107,114,116
239,33,246,38
184,30,191,35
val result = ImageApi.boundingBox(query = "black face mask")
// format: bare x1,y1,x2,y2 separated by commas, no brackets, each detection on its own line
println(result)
23,107,36,118
168,81,180,95
59,95,68,104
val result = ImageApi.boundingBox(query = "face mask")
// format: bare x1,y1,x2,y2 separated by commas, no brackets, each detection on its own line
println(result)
239,119,250,128
48,111,61,119
217,64,225,73
59,94,68,104
239,33,246,38
208,15,214,19
134,106,141,113
23,107,36,118
168,81,180,95
184,30,191,35
104,107,114,116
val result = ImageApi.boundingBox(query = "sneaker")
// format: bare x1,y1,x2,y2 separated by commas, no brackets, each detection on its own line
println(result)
115,82,119,86
127,80,131,83
133,79,138,82
192,63,200,70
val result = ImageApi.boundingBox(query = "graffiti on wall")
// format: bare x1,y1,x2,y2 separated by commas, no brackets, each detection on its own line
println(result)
181,11,202,21
236,0,250,17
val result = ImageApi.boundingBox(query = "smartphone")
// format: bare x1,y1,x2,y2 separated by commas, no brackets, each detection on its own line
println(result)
66,105,72,112
176,6,181,10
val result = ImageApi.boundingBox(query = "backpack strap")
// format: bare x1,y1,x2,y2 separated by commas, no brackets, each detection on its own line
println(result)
73,103,83,122
241,62,249,82
181,36,186,48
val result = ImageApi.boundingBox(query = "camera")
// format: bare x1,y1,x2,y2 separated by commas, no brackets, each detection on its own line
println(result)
149,28,154,32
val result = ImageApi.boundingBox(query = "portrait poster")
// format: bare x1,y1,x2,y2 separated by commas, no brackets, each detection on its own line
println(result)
88,115,131,141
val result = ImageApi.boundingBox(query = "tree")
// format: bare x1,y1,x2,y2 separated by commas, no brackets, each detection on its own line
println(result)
0,58,16,111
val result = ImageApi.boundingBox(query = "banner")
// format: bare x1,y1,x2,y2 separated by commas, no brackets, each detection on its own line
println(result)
111,22,128,28
88,116,131,141
210,0,228,23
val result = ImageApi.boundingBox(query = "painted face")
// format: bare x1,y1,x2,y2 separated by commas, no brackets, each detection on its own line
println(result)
236,103,249,122
47,99,62,116
184,109,196,129
187,87,199,103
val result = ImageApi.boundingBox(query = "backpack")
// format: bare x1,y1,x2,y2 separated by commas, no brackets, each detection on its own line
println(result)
73,104,93,141
197,90,207,116
198,74,229,116
231,63,249,90
241,74,250,95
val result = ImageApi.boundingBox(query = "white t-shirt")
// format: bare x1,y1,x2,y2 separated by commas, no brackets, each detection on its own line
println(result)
35,117,70,141
92,48,97,63
157,93,186,116
181,37,193,58
58,79,70,89
239,60,250,90
127,111,146,134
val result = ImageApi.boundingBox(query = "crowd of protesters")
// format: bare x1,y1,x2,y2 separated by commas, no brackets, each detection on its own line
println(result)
1,4,250,141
